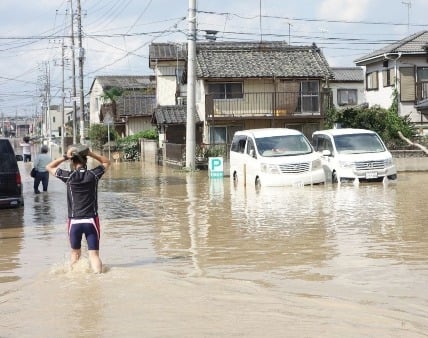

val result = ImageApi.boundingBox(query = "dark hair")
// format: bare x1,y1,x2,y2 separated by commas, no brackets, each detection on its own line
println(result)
71,154,87,166
41,145,48,153
23,136,30,143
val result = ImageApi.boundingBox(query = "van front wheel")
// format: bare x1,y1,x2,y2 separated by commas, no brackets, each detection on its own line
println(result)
332,171,338,183
255,177,261,188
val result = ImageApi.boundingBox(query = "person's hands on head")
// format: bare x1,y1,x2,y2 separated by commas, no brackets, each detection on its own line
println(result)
67,147,77,158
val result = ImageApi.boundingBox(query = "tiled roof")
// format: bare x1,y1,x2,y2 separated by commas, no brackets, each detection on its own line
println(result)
354,31,428,65
117,94,156,117
152,105,201,125
331,67,364,82
149,43,187,67
196,41,332,79
149,41,333,79
94,75,156,90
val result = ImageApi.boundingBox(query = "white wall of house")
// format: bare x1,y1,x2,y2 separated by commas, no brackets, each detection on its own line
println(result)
89,79,104,125
362,56,428,125
49,106,73,137
155,61,185,106
126,117,153,136
329,82,365,107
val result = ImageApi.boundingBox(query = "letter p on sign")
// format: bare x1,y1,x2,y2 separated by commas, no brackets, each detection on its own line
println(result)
209,157,224,178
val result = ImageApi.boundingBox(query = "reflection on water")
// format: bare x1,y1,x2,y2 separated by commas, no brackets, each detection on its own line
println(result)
0,161,428,337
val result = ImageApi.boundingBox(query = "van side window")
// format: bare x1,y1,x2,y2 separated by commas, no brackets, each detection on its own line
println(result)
246,138,256,158
231,135,246,153
315,136,333,153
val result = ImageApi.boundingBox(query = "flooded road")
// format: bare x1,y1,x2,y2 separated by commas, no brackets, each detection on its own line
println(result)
1,156,428,337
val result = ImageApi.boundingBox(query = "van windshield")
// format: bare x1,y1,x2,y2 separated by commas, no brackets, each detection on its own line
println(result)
333,133,386,154
255,135,313,157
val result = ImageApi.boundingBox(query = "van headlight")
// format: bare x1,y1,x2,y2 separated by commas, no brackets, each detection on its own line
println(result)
339,160,355,169
260,163,280,174
311,159,322,170
385,158,393,166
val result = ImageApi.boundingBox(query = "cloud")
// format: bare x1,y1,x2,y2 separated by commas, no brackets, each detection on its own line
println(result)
318,0,371,21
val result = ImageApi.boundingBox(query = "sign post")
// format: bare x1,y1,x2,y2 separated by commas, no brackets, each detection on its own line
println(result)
104,114,113,160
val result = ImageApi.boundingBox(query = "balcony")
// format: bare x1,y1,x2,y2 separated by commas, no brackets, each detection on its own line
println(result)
205,91,327,120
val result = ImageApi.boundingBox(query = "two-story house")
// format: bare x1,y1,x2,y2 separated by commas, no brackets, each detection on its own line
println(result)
329,67,365,108
48,105,74,138
88,75,156,136
355,30,428,134
149,41,333,147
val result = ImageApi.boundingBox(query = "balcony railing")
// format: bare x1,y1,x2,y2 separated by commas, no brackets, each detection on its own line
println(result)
205,91,327,119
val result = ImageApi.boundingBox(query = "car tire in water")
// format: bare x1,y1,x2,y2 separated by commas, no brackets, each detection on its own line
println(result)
332,171,339,184
255,176,261,188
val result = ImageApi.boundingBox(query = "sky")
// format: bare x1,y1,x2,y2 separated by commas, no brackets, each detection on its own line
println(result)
0,0,427,117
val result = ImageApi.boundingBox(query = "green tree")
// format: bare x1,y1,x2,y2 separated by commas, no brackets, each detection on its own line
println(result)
101,87,123,121
324,102,416,147
116,129,158,161
88,124,117,150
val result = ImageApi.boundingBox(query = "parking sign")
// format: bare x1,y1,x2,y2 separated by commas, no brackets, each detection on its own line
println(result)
209,157,223,178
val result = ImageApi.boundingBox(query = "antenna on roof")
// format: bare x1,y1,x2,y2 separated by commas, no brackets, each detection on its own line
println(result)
205,30,218,41
402,1,412,32
259,0,263,42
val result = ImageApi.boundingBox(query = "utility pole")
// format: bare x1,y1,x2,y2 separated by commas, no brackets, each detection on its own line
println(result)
70,0,77,144
185,0,196,170
77,0,85,144
61,42,66,151
43,61,51,142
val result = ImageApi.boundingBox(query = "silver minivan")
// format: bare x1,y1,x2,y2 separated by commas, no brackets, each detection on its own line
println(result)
230,128,325,187
312,128,397,183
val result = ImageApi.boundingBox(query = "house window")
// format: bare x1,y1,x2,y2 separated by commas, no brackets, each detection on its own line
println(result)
210,126,227,143
337,89,358,106
300,81,319,112
366,71,378,90
52,116,56,123
400,67,415,102
208,82,243,99
382,68,395,87
210,125,241,144
417,67,428,99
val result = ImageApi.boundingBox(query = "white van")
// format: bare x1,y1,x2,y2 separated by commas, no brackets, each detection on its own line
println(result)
312,128,397,183
229,128,325,187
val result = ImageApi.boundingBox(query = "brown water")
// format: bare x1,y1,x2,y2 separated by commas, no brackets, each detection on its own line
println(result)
0,157,428,337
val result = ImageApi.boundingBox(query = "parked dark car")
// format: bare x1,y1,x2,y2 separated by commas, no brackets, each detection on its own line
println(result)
0,138,24,208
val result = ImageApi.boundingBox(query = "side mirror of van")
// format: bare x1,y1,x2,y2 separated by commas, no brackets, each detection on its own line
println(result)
322,149,332,157
249,149,256,158
15,154,23,162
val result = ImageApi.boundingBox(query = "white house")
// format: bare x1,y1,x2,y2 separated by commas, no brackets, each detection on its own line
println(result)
48,105,74,137
355,30,428,134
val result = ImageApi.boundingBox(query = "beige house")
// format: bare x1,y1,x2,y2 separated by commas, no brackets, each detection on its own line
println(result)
149,41,333,147
48,105,74,137
355,30,428,134
88,75,156,136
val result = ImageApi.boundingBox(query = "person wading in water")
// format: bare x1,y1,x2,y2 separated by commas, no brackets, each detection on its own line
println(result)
46,145,111,273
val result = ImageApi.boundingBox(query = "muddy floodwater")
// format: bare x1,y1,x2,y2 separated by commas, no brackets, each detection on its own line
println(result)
1,158,428,337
